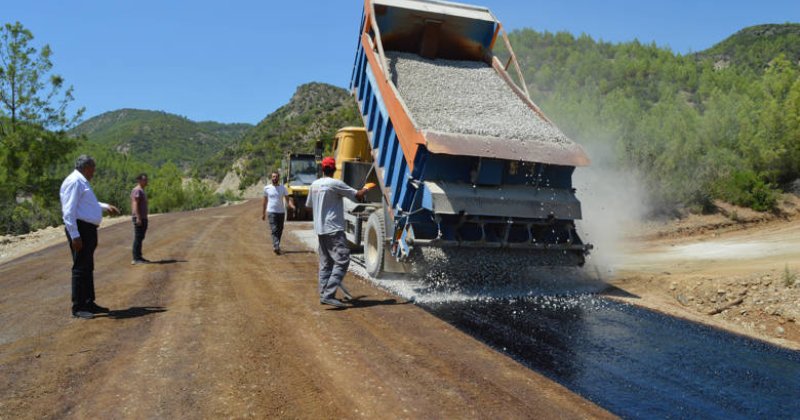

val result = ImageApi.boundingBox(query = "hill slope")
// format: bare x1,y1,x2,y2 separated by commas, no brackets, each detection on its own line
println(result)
203,82,362,185
698,24,800,71
71,109,253,168
505,23,800,212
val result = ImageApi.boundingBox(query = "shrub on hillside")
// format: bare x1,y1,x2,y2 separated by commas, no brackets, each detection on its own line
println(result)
713,170,778,212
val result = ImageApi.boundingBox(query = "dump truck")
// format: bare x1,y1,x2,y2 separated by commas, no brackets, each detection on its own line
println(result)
347,0,592,278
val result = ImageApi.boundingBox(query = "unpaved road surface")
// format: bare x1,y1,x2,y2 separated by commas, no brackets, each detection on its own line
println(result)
0,200,609,419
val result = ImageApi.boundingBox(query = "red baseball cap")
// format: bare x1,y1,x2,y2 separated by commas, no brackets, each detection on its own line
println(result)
321,157,336,169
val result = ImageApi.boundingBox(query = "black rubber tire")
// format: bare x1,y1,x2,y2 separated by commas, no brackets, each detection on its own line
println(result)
364,211,385,278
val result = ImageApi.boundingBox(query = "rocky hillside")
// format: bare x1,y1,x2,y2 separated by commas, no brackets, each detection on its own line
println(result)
201,82,362,186
697,23,800,71
71,109,252,169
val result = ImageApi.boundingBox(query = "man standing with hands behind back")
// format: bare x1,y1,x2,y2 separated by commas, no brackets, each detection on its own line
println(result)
60,155,120,319
131,173,150,265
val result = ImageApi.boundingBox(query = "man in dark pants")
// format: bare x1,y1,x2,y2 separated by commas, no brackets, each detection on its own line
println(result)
306,157,371,308
261,171,294,254
60,155,119,319
131,173,150,264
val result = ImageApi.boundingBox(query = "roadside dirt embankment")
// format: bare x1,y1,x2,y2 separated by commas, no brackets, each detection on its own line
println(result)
609,197,800,350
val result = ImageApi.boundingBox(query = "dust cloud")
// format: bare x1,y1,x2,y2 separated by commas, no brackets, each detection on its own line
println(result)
574,141,651,279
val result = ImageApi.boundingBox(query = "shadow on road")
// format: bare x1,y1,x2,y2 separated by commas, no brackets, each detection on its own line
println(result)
149,259,187,265
600,285,640,299
278,250,315,255
104,306,167,319
346,297,413,309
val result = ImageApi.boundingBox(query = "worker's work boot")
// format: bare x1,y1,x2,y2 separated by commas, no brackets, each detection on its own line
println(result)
72,310,94,319
87,302,110,313
320,298,347,308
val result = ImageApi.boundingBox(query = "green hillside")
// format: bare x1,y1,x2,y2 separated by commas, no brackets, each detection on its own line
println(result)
505,23,800,213
71,109,253,168
201,82,361,186
698,24,800,71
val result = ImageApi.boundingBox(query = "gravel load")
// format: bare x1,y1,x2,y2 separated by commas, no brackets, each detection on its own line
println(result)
385,51,573,145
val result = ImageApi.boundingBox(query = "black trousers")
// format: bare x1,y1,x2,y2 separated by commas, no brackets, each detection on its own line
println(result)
65,220,98,312
267,213,285,250
132,218,148,260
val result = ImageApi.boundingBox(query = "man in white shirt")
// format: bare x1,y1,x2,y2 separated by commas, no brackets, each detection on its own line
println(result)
60,155,119,319
306,157,371,308
261,171,294,254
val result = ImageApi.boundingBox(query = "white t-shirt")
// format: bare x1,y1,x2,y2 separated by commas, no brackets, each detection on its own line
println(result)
305,177,357,235
264,184,288,214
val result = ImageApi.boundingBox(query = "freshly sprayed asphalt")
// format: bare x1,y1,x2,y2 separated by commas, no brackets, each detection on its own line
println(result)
423,296,800,418
337,241,800,418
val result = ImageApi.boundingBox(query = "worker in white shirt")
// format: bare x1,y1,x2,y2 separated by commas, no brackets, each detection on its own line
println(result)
60,155,120,319
261,171,294,254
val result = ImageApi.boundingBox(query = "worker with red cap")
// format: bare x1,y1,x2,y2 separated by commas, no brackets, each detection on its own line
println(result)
306,156,371,308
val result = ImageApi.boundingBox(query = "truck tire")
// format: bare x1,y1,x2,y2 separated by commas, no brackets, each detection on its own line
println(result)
364,211,385,278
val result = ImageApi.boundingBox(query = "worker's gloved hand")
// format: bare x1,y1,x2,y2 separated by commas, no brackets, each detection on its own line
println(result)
356,182,377,202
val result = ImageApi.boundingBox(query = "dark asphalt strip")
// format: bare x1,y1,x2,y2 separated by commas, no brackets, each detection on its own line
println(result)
422,296,800,419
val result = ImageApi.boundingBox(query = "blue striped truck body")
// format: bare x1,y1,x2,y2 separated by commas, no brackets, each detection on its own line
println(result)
349,0,593,277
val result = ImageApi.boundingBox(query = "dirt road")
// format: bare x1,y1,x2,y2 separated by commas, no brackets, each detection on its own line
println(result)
0,200,610,419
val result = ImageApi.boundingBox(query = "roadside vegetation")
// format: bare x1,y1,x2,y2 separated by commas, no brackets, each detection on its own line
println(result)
784,264,798,287
0,22,240,234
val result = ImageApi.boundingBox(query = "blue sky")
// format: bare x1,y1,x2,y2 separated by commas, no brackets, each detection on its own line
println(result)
4,0,799,124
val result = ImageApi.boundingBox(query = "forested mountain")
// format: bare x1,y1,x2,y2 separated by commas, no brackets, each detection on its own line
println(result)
71,109,252,168
198,82,361,186
505,23,800,213
698,24,800,71
1,20,249,234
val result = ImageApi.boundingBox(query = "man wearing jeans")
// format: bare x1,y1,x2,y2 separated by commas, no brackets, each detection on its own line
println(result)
131,173,150,264
60,155,120,319
306,157,370,308
261,171,294,254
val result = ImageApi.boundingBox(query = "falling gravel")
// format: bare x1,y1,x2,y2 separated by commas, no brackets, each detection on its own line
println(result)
410,247,589,290
386,51,572,145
